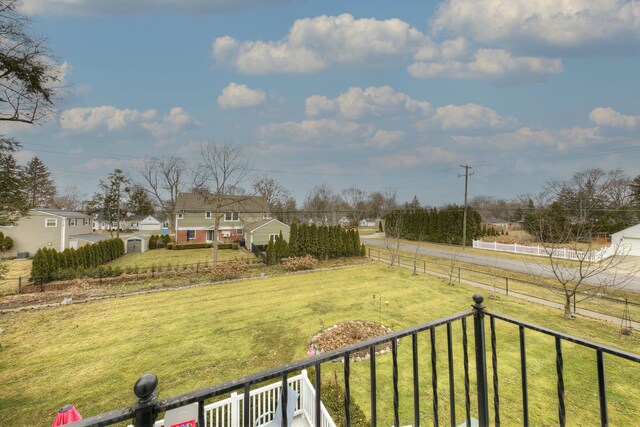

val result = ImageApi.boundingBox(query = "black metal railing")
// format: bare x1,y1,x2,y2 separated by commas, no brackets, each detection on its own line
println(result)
66,294,640,427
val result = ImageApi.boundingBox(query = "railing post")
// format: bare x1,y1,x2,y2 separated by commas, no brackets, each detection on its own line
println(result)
472,295,490,426
231,391,240,427
133,373,158,427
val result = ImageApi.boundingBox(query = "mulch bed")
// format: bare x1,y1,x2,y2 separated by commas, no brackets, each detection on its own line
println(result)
309,320,396,361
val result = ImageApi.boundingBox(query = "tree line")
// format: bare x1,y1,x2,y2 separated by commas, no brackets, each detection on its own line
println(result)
264,224,365,265
30,239,125,283
384,205,483,246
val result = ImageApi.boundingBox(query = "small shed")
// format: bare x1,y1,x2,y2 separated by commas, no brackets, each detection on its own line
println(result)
245,219,290,247
611,224,640,256
124,234,151,254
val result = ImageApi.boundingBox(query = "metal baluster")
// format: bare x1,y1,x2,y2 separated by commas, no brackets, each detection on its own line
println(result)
315,363,322,427
447,322,456,427
370,347,377,427
412,333,421,427
472,295,489,427
490,317,500,427
462,318,471,427
392,338,400,427
556,337,565,427
597,350,609,427
344,353,351,427
243,384,250,427
282,374,289,427
199,399,206,427
519,326,529,427
430,328,439,426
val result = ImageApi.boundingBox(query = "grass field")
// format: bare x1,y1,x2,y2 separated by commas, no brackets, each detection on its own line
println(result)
1,264,640,426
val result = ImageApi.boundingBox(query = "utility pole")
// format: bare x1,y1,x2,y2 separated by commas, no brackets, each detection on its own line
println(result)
459,165,474,248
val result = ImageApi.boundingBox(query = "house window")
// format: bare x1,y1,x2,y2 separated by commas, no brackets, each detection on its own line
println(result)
83,218,89,226
206,230,215,241
45,218,57,227
269,233,279,241
205,211,212,219
236,228,243,235
222,231,231,238
224,211,239,221
177,213,184,219
187,230,196,241
262,212,271,220
68,218,77,226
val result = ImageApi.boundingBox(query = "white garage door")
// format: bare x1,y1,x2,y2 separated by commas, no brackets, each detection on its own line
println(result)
624,237,640,256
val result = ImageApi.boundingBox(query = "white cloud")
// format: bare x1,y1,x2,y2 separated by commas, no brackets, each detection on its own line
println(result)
60,105,197,137
305,86,431,120
417,103,517,130
142,107,199,138
212,13,426,74
217,83,266,109
258,119,375,144
409,48,562,80
20,0,287,16
452,126,600,150
432,0,640,54
370,145,457,169
589,107,640,129
371,130,405,148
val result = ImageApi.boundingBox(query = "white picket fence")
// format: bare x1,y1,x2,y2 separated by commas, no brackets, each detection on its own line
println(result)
149,370,335,427
472,240,614,262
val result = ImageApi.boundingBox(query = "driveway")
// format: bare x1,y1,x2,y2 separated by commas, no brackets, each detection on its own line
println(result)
362,234,640,293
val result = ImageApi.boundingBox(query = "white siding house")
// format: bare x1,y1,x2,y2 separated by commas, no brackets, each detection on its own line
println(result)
611,224,640,256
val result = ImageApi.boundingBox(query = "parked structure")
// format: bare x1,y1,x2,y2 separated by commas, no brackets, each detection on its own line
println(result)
0,209,108,257
244,219,290,247
359,218,379,227
611,223,640,256
124,234,151,254
174,193,270,244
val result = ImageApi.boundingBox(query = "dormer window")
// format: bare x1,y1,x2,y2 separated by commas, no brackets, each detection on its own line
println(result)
224,211,239,221
205,211,212,219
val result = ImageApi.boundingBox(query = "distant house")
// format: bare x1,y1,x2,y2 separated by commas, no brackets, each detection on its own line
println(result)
483,217,514,232
244,219,291,247
611,224,640,256
0,209,109,257
338,217,351,227
359,218,378,227
174,193,271,244
125,215,164,232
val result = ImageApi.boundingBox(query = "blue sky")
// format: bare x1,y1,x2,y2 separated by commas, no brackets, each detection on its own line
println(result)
4,0,640,205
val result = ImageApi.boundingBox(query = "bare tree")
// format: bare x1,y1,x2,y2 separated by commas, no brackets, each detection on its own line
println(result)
526,203,637,318
53,185,84,210
137,156,187,229
445,236,462,286
253,176,290,212
303,184,341,225
341,187,367,226
1,0,61,124
192,141,252,263
383,214,403,267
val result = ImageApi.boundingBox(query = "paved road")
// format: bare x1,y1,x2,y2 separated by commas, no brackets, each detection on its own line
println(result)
362,235,640,293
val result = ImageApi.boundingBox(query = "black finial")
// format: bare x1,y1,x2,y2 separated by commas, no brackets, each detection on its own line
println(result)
59,404,73,413
472,294,485,310
134,374,158,402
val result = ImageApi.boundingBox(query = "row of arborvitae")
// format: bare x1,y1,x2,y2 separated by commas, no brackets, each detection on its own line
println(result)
30,239,125,283
385,205,483,245
149,234,171,249
264,224,366,265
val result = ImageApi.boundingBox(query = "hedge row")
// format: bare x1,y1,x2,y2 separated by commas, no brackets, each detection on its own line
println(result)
31,239,125,283
149,234,171,249
384,205,483,246
289,223,365,259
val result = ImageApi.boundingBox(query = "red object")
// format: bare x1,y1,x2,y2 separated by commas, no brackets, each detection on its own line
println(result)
51,404,82,427
170,420,196,427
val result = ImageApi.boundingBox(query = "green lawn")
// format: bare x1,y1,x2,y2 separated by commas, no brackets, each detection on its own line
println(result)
107,247,255,269
1,264,639,426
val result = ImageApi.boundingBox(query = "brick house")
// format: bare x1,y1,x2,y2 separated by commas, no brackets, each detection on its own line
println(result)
174,193,271,244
